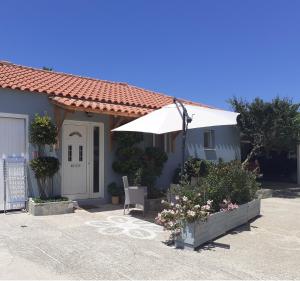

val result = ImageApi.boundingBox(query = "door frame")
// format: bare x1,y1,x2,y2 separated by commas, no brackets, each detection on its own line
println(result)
0,112,29,160
61,120,105,199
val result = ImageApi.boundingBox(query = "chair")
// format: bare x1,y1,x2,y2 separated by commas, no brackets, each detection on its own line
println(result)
122,176,147,215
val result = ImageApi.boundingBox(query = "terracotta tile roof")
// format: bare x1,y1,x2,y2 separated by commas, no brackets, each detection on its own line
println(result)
0,61,209,117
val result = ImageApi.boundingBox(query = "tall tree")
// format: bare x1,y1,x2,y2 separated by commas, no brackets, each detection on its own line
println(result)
229,97,300,166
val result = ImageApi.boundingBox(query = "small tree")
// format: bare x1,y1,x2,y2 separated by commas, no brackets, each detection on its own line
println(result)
141,147,168,197
112,132,168,198
112,132,144,184
29,114,59,199
229,97,300,166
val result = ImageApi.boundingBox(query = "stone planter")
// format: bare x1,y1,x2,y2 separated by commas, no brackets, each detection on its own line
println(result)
28,198,75,216
145,198,164,212
175,199,261,250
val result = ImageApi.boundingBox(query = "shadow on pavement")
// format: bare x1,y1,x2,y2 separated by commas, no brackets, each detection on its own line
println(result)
262,181,300,199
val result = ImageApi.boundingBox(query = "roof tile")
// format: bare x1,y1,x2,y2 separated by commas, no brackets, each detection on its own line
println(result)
0,61,209,116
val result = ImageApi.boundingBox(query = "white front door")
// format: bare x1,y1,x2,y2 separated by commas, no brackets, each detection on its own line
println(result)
62,121,104,200
62,124,88,198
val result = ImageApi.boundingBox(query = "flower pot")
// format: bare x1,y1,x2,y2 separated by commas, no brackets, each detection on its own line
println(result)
111,196,120,205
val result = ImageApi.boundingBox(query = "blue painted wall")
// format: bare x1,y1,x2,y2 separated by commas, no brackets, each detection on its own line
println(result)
0,88,240,201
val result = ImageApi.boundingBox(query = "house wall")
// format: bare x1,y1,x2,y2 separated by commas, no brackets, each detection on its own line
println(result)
0,88,240,202
155,126,241,189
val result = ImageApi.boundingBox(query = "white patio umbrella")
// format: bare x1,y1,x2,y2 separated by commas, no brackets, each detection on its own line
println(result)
112,102,239,134
112,99,239,174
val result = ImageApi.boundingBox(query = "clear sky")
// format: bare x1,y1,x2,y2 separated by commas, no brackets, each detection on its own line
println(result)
1,0,299,109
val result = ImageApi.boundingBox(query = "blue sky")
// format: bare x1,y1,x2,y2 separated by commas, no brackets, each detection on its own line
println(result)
1,0,299,109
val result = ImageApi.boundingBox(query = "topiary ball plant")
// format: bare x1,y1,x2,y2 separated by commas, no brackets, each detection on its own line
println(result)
29,113,59,199
30,157,60,180
30,113,57,153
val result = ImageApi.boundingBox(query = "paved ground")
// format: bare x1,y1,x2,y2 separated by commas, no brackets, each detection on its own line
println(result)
0,195,299,279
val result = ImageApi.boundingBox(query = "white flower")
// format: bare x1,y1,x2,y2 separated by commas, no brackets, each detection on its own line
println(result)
175,195,180,200
170,202,174,206
187,210,196,217
194,204,200,209
161,199,165,204
207,200,213,205
175,204,180,208
201,204,210,211
182,196,188,202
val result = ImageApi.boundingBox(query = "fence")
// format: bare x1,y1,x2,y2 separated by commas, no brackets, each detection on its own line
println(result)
0,157,27,212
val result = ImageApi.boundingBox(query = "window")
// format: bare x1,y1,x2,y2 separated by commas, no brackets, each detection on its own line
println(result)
93,127,100,193
204,130,215,149
68,145,72,161
79,145,83,162
153,134,171,153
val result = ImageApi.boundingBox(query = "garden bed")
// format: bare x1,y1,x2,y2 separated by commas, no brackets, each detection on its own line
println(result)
175,199,261,250
28,198,75,216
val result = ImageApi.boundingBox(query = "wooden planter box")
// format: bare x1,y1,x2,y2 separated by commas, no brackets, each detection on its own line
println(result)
28,198,75,216
175,199,261,250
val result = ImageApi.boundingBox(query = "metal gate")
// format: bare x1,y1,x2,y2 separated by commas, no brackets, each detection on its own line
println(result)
0,157,27,212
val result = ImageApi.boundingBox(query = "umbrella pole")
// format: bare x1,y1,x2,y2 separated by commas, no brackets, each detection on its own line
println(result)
181,110,186,176
173,98,192,179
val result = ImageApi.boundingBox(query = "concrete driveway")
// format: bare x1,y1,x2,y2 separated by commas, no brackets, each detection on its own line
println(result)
0,196,299,280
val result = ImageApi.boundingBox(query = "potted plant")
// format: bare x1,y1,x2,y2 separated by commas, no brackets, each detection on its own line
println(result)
157,161,261,250
28,113,74,216
107,182,122,205
29,113,60,199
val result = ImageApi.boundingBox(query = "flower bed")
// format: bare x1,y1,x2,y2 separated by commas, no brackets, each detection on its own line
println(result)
175,199,261,250
157,160,261,250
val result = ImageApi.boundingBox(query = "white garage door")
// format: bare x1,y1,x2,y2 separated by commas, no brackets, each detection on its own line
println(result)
0,116,26,158
0,114,27,211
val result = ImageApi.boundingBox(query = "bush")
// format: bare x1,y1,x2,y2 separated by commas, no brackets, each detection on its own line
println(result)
30,157,60,180
141,147,168,197
156,187,213,237
30,113,57,147
29,114,60,200
173,157,210,184
112,132,144,184
32,196,68,203
112,132,168,198
107,182,123,196
203,161,260,211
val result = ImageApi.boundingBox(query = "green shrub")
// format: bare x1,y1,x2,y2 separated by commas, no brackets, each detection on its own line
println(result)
173,157,211,184
32,196,68,203
107,182,123,196
112,132,144,184
30,113,57,147
113,131,143,147
112,132,168,198
203,161,260,211
141,147,168,196
30,114,60,200
30,157,60,180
